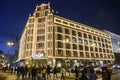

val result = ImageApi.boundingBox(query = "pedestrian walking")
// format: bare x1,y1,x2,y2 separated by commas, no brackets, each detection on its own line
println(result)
24,65,28,78
80,71,88,80
20,66,25,79
31,66,37,80
89,67,97,80
10,67,13,74
61,67,65,80
46,65,51,79
75,66,79,80
37,66,42,80
53,66,58,79
102,66,109,80
28,66,32,79
16,67,20,79
83,66,87,75
107,67,112,80
41,66,46,80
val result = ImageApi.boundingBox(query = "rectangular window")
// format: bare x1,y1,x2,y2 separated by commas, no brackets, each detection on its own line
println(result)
78,32,82,37
73,44,77,49
36,13,39,17
57,34,63,40
72,30,76,36
79,45,83,50
80,52,84,57
63,21,68,25
37,36,45,41
57,27,63,33
37,7,41,11
66,43,71,49
84,33,87,38
85,46,89,51
70,23,74,26
56,19,61,23
65,29,70,34
73,51,78,57
72,37,77,43
58,42,63,48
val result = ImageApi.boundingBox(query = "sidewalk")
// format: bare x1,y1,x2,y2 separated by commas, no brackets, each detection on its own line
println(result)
0,71,102,80
1,70,118,80
6,74,17,80
0,71,17,80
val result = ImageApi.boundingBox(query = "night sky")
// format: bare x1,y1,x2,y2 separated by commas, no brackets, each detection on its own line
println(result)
0,0,120,55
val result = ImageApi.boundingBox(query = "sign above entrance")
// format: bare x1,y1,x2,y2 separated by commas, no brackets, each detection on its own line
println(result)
31,52,45,59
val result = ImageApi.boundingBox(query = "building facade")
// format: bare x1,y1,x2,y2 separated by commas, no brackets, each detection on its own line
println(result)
104,30,120,53
18,3,115,67
104,30,120,64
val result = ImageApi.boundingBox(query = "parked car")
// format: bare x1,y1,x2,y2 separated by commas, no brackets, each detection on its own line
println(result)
112,64,120,69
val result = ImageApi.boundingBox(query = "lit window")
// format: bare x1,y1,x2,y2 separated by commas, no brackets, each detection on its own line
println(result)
84,40,88,45
58,49,63,56
72,37,77,43
78,38,83,44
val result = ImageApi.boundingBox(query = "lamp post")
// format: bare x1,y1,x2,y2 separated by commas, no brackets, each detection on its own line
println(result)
7,41,14,63
64,38,71,75
65,38,69,66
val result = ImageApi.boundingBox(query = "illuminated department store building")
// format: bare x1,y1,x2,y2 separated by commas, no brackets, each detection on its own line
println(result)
18,3,115,67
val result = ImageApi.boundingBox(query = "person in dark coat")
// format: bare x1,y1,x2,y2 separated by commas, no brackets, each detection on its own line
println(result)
46,65,51,79
16,67,20,78
80,71,88,80
106,67,112,80
75,66,79,80
89,68,97,80
83,67,87,75
37,66,42,80
24,65,28,78
19,66,25,79
102,67,109,80
28,66,32,79
41,66,46,80
31,66,37,80
61,67,65,80
53,66,58,79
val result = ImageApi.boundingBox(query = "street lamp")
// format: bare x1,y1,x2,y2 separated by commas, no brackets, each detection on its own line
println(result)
64,38,71,75
7,41,14,63
65,38,69,64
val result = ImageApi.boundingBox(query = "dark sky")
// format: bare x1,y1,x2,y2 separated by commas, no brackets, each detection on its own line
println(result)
0,0,120,55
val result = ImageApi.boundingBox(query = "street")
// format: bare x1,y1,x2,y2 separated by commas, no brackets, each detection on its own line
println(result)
110,69,120,80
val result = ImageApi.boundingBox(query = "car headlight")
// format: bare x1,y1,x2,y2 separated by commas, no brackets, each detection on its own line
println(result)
117,65,120,68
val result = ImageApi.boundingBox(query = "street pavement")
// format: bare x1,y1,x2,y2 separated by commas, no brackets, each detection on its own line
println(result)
0,69,120,80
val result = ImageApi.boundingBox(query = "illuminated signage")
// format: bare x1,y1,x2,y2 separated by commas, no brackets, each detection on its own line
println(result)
31,52,45,59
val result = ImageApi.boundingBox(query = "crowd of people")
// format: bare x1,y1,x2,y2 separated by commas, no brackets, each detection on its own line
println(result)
2,65,112,80
15,65,58,80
